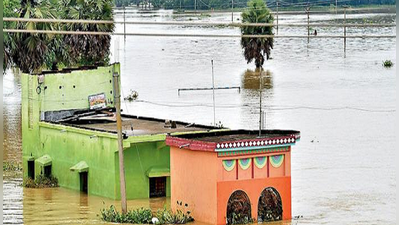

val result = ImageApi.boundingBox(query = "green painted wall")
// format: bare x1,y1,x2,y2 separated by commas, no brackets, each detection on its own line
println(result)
115,142,171,200
21,64,173,200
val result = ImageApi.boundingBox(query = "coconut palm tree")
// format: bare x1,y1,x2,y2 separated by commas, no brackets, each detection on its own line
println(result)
240,0,274,69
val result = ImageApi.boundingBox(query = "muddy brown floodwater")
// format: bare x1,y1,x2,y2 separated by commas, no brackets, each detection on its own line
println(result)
3,9,396,225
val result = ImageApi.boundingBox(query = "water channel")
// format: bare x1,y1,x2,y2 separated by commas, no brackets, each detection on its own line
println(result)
3,9,396,225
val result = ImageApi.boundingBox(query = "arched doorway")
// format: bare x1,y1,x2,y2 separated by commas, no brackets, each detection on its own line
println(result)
257,187,283,222
226,190,252,224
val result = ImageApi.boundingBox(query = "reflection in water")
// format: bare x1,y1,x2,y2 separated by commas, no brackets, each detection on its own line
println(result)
241,69,273,90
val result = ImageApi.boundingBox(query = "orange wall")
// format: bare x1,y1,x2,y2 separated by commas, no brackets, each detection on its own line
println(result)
216,176,291,225
170,147,218,224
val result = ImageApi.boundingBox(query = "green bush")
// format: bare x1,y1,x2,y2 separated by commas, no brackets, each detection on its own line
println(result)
382,60,393,68
100,203,194,224
23,175,59,188
155,207,194,224
101,205,153,224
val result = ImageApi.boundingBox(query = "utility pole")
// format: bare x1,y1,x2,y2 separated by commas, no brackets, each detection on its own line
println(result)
343,5,347,56
276,1,279,35
336,0,338,14
231,0,234,22
306,5,310,43
258,70,263,137
123,6,126,42
211,60,216,126
113,68,127,215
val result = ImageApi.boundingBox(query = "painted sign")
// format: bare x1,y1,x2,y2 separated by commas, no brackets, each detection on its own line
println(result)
88,93,107,109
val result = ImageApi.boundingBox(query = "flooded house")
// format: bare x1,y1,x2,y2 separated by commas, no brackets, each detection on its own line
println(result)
166,130,300,224
21,63,220,199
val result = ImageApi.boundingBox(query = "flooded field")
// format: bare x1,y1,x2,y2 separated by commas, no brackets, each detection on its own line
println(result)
3,9,396,225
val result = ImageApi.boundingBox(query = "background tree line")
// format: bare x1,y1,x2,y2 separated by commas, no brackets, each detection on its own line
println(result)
114,0,395,9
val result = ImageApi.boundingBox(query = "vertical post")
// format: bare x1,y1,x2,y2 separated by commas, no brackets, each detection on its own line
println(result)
306,6,310,43
123,6,126,42
344,7,347,55
180,0,181,10
276,2,279,35
259,71,262,135
211,60,216,126
113,70,127,215
336,0,338,14
195,0,197,13
231,0,234,22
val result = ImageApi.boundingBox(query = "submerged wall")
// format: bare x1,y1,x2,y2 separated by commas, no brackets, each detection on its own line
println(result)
21,64,122,199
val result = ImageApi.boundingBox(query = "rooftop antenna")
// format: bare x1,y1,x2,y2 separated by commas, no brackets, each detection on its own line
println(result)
259,69,263,137
211,59,216,126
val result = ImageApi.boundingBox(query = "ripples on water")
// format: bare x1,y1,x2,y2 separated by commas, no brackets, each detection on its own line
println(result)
3,9,396,225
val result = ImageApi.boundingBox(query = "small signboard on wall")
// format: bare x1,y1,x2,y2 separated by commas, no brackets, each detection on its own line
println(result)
88,93,107,110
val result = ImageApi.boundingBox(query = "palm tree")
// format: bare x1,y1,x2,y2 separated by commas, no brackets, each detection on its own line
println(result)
62,0,114,67
240,0,274,69
6,0,58,73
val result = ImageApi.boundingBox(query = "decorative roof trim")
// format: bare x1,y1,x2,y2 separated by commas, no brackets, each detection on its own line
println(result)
215,135,299,151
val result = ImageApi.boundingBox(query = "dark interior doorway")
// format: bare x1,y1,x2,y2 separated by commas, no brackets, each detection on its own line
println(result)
28,160,35,179
149,177,166,198
257,187,283,222
80,172,88,193
226,190,252,224
43,165,52,177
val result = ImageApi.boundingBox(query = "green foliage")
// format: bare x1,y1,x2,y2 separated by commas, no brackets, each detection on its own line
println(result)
3,161,23,172
3,0,114,73
230,212,254,224
155,206,194,224
240,0,274,68
101,205,153,223
382,60,393,68
100,202,194,224
24,175,59,188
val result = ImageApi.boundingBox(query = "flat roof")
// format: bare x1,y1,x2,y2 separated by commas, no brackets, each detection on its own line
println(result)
166,130,300,152
60,114,219,136
169,129,300,142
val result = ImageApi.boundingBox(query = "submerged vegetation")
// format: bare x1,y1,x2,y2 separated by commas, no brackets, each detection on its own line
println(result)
382,60,393,68
100,203,194,224
240,0,274,68
3,161,23,172
24,175,59,188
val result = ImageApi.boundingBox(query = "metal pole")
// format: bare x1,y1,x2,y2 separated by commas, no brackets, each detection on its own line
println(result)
344,7,347,55
195,0,197,12
123,6,126,41
306,6,310,43
180,0,181,10
231,0,234,22
259,70,263,137
336,0,338,14
211,60,216,126
276,2,279,35
113,71,127,215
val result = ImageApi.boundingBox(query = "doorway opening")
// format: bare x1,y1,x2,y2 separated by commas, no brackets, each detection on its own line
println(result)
257,187,283,222
28,160,35,179
43,165,52,177
149,177,166,198
80,172,88,193
226,190,252,224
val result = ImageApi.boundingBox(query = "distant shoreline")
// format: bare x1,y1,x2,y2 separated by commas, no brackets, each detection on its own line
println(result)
113,5,396,15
